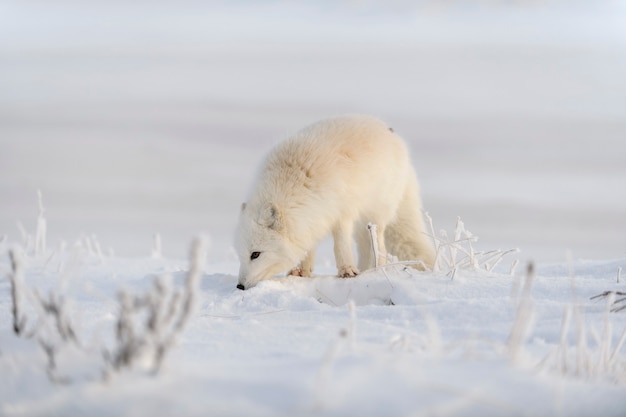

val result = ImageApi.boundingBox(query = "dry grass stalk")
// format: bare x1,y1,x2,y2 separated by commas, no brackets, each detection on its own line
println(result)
590,291,626,313
7,234,207,383
8,248,27,335
423,212,518,274
107,236,206,374
362,215,518,279
507,262,535,361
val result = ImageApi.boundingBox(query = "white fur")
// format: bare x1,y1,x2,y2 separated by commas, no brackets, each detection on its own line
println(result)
235,115,435,289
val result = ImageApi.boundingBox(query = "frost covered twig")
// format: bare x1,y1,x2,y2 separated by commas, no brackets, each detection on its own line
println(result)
106,236,207,374
35,290,78,343
367,223,380,268
423,213,519,274
8,248,27,335
536,289,626,382
7,232,207,383
364,214,518,278
8,246,85,382
507,262,535,361
590,291,626,313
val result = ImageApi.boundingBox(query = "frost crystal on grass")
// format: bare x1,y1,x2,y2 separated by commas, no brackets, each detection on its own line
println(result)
105,236,207,375
424,213,519,274
6,235,207,383
362,214,519,277
8,248,27,335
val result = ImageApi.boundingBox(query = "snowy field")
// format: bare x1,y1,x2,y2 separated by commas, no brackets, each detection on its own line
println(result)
2,214,626,416
2,1,626,416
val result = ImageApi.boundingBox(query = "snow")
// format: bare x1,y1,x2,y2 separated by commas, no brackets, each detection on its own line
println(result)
1,235,626,416
2,1,626,415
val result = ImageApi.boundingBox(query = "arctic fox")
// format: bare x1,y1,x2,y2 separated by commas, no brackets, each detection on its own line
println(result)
235,115,435,290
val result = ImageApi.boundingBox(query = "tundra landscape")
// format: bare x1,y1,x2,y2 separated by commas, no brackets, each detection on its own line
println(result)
1,1,626,416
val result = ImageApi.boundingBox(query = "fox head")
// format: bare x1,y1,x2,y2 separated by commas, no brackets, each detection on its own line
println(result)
234,202,303,290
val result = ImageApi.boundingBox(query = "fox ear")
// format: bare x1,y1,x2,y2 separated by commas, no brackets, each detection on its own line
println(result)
259,203,282,230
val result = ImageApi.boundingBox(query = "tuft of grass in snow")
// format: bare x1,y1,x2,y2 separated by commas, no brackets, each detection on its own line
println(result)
507,262,535,362
6,232,208,383
14,191,48,257
357,223,626,384
591,290,626,313
425,213,520,274
536,292,626,383
360,214,519,279
8,247,27,335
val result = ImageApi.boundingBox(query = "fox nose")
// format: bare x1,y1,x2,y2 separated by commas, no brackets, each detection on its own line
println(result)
236,284,245,291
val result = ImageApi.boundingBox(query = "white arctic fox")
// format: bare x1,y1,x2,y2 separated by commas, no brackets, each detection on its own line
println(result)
235,115,435,290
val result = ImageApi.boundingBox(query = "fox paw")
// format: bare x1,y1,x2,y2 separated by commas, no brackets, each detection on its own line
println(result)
338,265,359,278
288,267,312,277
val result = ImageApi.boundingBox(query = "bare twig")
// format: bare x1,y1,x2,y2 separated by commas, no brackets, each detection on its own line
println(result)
508,262,535,361
106,236,207,374
36,291,78,343
367,223,380,268
8,248,27,335
7,230,208,383
421,215,518,273
590,291,626,313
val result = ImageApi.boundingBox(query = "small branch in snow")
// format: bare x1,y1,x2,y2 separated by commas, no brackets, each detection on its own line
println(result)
367,223,380,268
35,290,78,344
424,211,440,272
7,231,208,383
106,236,207,374
422,214,518,274
590,291,626,313
507,262,535,362
8,248,27,335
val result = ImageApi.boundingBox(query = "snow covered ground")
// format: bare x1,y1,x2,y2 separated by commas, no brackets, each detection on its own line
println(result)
1,220,626,416
2,1,626,416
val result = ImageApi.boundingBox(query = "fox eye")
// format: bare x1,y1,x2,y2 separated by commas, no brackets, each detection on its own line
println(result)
250,251,261,260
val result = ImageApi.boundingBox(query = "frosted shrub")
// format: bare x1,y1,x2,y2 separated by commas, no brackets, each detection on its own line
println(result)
105,237,206,375
6,237,207,383
363,213,519,277
424,213,519,274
